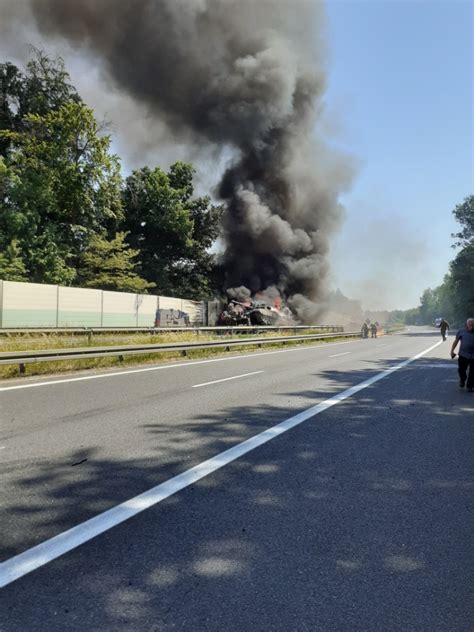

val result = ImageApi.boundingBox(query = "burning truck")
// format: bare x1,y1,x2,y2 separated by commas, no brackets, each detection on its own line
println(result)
218,298,292,326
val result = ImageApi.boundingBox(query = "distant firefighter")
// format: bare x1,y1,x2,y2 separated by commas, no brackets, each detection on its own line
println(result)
370,323,377,338
439,318,450,341
361,322,369,339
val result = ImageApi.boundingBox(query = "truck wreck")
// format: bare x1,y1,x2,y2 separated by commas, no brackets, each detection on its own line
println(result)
218,300,290,326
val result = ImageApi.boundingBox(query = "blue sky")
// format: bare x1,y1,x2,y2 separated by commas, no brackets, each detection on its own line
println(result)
323,0,473,309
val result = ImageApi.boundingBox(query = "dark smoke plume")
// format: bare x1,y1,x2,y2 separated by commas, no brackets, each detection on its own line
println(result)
24,0,353,321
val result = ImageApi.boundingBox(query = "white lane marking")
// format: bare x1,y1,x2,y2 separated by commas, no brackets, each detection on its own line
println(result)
328,352,351,358
192,371,263,388
0,339,442,588
0,339,363,392
376,344,387,348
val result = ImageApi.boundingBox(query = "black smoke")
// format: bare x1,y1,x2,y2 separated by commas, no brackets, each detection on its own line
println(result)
23,0,353,321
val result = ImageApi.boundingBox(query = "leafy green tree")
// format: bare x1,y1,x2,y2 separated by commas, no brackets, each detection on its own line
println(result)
452,195,474,248
123,162,222,298
0,101,122,284
0,50,80,157
77,231,155,293
449,244,474,320
0,62,23,157
0,240,28,281
448,195,474,322
432,274,455,322
419,288,437,324
404,307,421,325
387,309,405,325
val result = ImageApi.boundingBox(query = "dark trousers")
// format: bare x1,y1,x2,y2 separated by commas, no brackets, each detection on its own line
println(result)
441,329,448,341
458,355,474,388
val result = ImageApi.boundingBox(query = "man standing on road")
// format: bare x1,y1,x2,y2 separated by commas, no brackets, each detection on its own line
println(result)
440,318,450,341
450,318,474,391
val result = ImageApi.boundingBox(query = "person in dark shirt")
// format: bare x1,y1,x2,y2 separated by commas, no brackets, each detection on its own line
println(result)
450,318,474,391
439,318,450,341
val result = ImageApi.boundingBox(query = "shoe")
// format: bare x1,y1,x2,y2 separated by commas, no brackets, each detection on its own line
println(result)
460,381,465,388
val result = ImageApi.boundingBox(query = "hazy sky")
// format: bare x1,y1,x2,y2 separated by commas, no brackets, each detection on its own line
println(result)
323,0,473,309
0,0,472,311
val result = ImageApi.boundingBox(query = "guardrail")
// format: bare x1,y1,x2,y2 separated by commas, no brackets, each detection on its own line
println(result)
0,331,360,374
0,325,344,336
383,325,406,335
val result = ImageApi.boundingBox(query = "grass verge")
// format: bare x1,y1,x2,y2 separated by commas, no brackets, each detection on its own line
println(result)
0,331,357,380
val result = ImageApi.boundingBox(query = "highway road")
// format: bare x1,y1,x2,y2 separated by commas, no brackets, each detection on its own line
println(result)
0,328,472,630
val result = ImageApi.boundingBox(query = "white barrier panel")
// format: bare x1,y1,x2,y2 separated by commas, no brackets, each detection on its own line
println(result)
1,281,57,327
0,280,204,328
58,286,102,327
102,290,137,327
137,295,159,327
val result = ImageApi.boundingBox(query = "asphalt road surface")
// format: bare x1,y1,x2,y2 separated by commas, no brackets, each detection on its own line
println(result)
0,328,472,631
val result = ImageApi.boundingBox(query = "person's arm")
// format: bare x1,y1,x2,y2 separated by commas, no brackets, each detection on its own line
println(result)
450,334,460,358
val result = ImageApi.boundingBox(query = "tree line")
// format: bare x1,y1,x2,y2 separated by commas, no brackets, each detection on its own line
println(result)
389,195,473,327
0,51,222,299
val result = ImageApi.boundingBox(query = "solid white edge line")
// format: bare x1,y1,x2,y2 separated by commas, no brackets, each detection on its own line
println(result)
328,352,351,358
192,371,263,388
0,339,442,589
0,339,365,392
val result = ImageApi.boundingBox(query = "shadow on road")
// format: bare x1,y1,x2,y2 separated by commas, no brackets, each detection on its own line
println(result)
2,355,473,631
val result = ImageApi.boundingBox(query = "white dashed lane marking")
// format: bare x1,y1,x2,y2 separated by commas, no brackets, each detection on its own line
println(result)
192,371,263,388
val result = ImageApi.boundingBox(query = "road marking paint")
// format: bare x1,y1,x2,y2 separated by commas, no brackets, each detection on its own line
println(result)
376,344,387,347
0,340,363,393
328,352,351,358
192,371,263,388
0,339,442,589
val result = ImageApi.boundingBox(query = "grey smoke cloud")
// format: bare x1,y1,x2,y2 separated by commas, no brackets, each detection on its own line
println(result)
330,211,433,311
4,0,354,322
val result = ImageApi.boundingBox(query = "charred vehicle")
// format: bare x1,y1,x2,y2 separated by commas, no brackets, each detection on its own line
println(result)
218,300,284,326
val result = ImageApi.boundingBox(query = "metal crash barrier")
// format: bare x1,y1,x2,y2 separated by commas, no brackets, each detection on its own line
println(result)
0,330,360,374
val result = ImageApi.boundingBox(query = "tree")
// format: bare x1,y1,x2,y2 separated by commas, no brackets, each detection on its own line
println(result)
403,307,421,325
449,244,474,321
419,288,437,324
452,195,474,248
0,50,81,158
448,194,474,323
0,240,28,281
432,274,455,323
0,101,122,284
0,62,23,157
76,231,155,293
123,162,222,298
